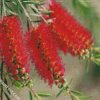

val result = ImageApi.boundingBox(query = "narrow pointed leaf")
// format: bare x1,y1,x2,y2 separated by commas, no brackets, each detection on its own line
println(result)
38,92,52,97
22,1,44,5
71,91,91,100
78,0,89,7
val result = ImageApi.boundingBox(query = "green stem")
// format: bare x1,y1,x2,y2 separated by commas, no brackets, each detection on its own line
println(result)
1,60,4,100
17,0,34,26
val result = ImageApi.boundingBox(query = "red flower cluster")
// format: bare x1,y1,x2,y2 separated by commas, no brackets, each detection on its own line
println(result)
48,0,93,56
0,0,94,87
0,16,30,80
26,23,65,86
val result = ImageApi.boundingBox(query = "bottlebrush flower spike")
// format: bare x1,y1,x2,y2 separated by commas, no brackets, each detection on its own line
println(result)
25,28,54,85
0,16,30,81
26,23,65,86
48,0,93,56
36,23,65,86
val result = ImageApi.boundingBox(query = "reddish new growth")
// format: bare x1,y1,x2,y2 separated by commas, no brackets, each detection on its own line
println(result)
26,23,65,86
0,16,30,80
49,0,93,56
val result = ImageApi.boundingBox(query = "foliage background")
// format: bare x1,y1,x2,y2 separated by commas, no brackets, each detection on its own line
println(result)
1,0,100,100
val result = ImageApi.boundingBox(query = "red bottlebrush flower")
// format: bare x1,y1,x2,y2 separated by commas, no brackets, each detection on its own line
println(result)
26,23,65,86
0,16,30,80
48,0,93,56
25,28,54,85
36,23,65,86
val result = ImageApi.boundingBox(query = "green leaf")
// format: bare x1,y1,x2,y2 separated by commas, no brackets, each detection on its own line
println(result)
78,0,89,7
56,80,72,97
14,81,23,88
38,92,52,97
56,86,69,97
94,54,100,58
71,90,91,100
41,10,52,15
22,1,44,5
29,91,33,100
4,92,11,100
56,87,65,97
